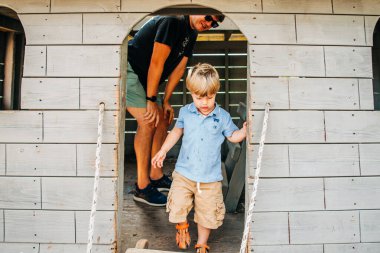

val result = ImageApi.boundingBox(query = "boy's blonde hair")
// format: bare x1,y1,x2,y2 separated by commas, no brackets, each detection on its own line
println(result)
186,63,220,96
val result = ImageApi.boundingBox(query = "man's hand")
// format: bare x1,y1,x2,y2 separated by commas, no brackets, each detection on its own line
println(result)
163,101,174,125
144,101,159,127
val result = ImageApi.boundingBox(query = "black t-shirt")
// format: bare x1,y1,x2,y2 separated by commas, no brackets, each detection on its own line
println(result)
128,16,198,91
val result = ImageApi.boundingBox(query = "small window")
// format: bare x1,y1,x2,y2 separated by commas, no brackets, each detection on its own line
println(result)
372,19,380,110
0,7,25,110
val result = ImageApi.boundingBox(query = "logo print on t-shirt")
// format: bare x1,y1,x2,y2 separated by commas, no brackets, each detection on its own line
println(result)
178,36,190,57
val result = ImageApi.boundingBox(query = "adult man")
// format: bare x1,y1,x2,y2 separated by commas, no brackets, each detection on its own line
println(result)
127,14,225,206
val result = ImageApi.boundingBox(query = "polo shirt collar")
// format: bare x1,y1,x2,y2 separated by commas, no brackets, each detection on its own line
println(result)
187,102,220,117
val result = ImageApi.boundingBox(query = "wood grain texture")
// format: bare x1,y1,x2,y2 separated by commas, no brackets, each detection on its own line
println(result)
21,78,80,109
325,243,380,253
252,245,323,253
43,111,118,143
80,78,119,110
250,78,289,109
83,13,147,44
359,79,374,110
0,177,40,209
0,111,42,143
77,144,118,176
193,0,261,12
0,243,38,253
360,210,380,242
365,16,379,46
0,144,4,175
296,15,365,45
333,0,380,15
249,45,325,77
254,178,324,211
360,144,380,175
121,0,190,12
324,46,372,78
325,111,380,142
51,0,120,12
23,46,46,77
75,211,115,243
4,210,75,243
250,144,289,177
46,46,120,77
6,144,76,176
289,144,360,177
325,177,380,210
289,78,360,110
250,111,325,143
289,211,360,244
250,212,289,245
39,244,114,253
19,14,82,45
0,210,3,241
41,177,116,210
227,14,296,44
262,0,332,13
0,0,50,13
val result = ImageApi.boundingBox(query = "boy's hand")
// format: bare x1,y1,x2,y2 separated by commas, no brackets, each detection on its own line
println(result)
151,149,167,168
242,121,247,134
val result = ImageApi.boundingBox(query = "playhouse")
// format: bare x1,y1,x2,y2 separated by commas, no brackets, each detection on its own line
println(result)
1,1,380,253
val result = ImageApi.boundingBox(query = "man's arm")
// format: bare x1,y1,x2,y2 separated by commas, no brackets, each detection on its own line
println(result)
162,57,189,124
145,41,171,126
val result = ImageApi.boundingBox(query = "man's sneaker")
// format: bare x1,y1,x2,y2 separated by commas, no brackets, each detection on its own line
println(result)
150,174,172,192
133,183,167,206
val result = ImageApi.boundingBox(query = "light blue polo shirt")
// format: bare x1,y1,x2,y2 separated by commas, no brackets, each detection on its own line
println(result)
174,103,239,183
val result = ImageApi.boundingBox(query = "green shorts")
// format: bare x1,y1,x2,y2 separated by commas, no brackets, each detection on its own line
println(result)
126,62,162,108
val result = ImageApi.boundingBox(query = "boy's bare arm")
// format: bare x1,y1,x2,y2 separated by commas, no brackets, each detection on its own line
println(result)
227,122,247,143
152,127,184,168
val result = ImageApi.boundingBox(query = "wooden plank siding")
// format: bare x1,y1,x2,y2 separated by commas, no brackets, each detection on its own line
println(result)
0,144,5,175
0,177,40,209
121,0,191,12
193,0,262,13
0,111,42,142
51,0,121,12
360,144,380,175
39,244,114,253
365,16,379,46
0,210,3,241
250,212,289,245
80,78,119,110
333,0,380,15
75,211,115,243
361,210,380,242
77,144,118,176
252,245,323,253
325,243,380,253
0,243,38,253
0,0,50,13
262,0,332,13
23,46,46,77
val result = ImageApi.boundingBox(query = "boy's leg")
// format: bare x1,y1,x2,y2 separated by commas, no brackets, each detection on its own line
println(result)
197,223,211,245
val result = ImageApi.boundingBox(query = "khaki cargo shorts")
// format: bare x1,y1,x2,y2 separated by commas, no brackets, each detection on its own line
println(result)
166,171,226,229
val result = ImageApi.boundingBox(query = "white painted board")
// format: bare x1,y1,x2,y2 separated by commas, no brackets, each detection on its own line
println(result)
262,0,332,13
250,111,325,143
255,178,324,211
6,144,76,176
289,144,360,177
75,211,115,243
194,0,261,12
80,78,119,110
325,111,380,142
0,0,50,13
360,210,380,242
0,210,3,241
325,46,372,78
46,46,120,77
250,78,289,109
252,245,323,253
325,243,380,253
121,0,190,12
250,144,289,177
0,144,4,175
325,177,380,210
227,14,296,44
84,13,148,44
289,211,360,244
41,177,116,210
333,0,380,15
19,14,82,45
0,243,38,253
296,15,365,45
365,16,379,46
40,244,114,253
23,46,46,77
249,45,325,77
360,144,380,175
0,111,42,142
289,78,360,110
77,144,118,176
21,78,80,109
251,212,289,245
43,111,118,143
4,210,75,243
359,79,375,110
0,177,40,209
51,0,120,12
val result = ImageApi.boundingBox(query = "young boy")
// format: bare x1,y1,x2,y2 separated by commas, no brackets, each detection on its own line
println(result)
151,63,247,253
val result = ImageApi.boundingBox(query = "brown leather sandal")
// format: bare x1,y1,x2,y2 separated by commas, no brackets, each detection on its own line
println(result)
176,222,191,249
195,244,210,253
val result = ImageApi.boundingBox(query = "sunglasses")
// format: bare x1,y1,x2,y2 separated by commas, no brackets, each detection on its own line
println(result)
204,15,219,28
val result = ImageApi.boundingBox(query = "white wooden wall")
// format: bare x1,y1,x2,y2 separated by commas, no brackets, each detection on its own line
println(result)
0,0,380,253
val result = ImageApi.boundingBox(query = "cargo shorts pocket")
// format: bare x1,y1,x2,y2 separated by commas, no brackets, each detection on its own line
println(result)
215,198,226,221
166,190,173,213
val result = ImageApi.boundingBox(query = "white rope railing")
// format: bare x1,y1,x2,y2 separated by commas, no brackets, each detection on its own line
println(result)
240,103,271,253
87,102,105,253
